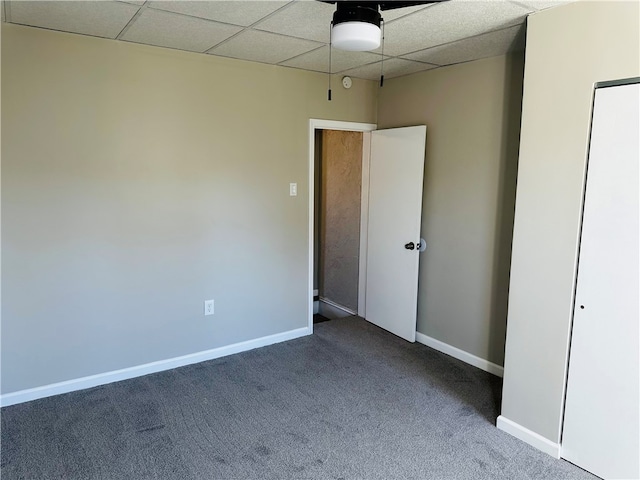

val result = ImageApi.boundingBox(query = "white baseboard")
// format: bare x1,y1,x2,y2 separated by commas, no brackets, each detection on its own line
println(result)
497,415,561,458
415,332,504,377
0,326,311,407
318,298,357,319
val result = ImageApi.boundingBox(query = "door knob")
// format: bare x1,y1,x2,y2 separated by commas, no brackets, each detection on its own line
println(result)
404,242,415,250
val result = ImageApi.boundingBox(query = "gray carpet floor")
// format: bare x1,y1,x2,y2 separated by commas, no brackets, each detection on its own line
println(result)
1,317,596,480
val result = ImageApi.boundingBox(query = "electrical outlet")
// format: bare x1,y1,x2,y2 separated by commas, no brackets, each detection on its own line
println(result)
204,299,214,316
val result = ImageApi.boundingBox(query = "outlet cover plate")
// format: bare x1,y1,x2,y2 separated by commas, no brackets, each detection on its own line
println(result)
204,299,214,316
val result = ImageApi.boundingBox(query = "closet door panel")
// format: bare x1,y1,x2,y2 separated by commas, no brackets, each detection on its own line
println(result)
562,83,639,479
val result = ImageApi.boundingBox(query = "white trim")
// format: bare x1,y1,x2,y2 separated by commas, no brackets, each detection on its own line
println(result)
319,297,357,319
497,415,561,459
0,327,310,407
308,119,377,334
310,119,377,133
415,331,504,377
308,121,316,335
358,132,372,318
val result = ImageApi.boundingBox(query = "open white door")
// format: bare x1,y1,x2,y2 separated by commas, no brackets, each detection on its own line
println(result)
364,126,426,342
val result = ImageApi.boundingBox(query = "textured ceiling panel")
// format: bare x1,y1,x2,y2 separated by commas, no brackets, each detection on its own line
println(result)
209,29,322,64
380,3,432,22
341,57,438,80
9,0,139,39
382,0,532,56
253,0,335,43
4,0,578,80
512,0,572,11
403,25,525,66
122,8,242,53
280,46,383,73
148,1,290,27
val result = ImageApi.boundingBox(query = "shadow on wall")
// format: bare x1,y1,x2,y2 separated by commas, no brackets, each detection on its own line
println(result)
488,48,526,365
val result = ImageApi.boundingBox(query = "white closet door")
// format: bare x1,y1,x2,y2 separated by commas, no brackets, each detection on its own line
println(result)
562,83,639,479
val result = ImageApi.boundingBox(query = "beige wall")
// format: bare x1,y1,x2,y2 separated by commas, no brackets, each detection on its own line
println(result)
0,24,377,394
377,53,524,366
501,1,640,443
319,130,363,311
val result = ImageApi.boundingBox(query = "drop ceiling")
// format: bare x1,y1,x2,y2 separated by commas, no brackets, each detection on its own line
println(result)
1,0,571,80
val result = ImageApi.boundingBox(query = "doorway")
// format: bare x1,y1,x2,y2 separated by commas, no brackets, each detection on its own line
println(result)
315,129,364,322
307,120,377,332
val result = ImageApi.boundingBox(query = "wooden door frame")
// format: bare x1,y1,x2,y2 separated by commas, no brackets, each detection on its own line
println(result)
308,119,377,333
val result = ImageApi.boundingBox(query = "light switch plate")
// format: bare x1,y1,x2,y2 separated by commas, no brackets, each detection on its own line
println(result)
290,183,297,196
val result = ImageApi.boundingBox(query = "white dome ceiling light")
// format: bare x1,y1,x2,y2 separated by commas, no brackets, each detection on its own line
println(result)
331,3,382,52
324,1,447,101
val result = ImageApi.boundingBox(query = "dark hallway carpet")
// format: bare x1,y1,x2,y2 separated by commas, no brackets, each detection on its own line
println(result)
1,317,595,480
313,314,331,324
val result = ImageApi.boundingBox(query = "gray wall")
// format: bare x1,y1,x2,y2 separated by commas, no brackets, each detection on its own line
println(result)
0,24,377,394
377,53,524,367
501,0,640,443
318,130,363,312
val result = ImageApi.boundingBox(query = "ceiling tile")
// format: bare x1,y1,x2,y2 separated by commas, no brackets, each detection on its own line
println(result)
403,25,525,66
341,57,437,81
381,3,432,22
9,0,140,39
148,1,290,27
253,0,334,43
122,9,242,53
280,46,383,73
512,0,573,11
382,0,531,56
4,0,552,77
209,29,322,64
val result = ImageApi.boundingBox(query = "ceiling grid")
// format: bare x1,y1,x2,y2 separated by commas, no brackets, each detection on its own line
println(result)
2,0,572,80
